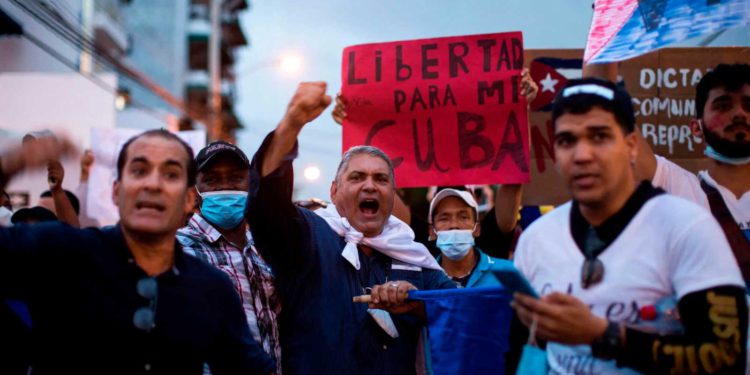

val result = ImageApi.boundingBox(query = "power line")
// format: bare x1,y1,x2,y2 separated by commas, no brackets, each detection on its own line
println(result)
10,0,191,117
21,30,169,123
48,0,92,39
12,1,115,72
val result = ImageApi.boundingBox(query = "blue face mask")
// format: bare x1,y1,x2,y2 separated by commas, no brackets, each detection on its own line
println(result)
199,190,248,229
516,316,549,374
436,229,475,260
516,345,549,374
704,145,750,165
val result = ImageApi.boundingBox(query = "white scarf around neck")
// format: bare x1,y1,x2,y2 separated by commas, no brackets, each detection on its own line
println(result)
315,204,442,271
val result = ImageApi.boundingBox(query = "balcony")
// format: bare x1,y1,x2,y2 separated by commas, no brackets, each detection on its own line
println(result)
189,2,247,47
185,70,234,96
92,0,129,56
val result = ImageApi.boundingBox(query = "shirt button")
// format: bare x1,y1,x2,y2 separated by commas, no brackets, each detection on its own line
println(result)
128,258,134,264
382,345,387,350
144,363,151,371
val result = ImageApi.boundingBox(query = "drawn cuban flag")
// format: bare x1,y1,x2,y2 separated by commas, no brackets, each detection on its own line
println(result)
585,0,750,64
529,57,583,111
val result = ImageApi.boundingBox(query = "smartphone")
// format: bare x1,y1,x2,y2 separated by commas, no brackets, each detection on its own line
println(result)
491,268,539,298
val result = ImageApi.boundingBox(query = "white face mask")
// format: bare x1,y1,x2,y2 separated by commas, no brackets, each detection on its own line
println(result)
436,229,475,260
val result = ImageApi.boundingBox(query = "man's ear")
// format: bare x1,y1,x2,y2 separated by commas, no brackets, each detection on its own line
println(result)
625,131,637,165
428,225,436,241
194,187,203,209
184,187,197,214
112,180,120,207
330,180,338,201
690,118,704,137
472,222,482,238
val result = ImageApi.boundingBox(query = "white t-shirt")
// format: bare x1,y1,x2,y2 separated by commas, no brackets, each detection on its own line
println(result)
653,155,750,242
514,195,744,375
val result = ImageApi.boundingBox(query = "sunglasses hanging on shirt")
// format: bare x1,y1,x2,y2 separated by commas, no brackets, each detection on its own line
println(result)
133,277,158,331
581,226,606,289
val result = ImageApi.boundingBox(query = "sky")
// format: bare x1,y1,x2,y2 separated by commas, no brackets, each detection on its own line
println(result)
232,0,747,200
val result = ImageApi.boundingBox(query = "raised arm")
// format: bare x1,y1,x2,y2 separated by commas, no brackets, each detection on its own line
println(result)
0,134,75,190
76,150,100,227
492,68,535,233
261,82,332,177
246,82,331,276
47,161,80,227
494,184,522,233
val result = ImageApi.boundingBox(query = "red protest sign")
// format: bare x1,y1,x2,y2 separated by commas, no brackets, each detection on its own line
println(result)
341,32,529,188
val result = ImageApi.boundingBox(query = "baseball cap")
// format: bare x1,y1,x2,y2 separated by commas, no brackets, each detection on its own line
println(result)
195,141,250,172
10,206,58,224
428,188,479,223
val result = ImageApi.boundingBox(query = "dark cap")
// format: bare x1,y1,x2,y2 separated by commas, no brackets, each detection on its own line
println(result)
195,141,250,171
10,206,58,224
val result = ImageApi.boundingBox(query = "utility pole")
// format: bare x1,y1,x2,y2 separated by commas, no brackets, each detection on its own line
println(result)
208,0,222,141
80,0,94,74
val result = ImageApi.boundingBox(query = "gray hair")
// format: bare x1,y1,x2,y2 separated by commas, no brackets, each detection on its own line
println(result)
335,145,395,185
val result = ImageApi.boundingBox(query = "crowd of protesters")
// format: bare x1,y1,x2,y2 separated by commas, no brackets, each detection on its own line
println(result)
0,58,748,375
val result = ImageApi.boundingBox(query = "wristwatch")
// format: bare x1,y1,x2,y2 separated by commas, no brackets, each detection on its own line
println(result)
591,321,621,360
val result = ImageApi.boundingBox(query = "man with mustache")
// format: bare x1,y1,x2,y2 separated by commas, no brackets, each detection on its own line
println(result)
639,64,750,280
246,82,455,375
0,130,275,374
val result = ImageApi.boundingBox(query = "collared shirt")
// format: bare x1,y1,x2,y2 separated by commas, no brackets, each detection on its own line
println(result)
0,223,275,375
177,214,281,373
246,131,456,375
437,247,517,289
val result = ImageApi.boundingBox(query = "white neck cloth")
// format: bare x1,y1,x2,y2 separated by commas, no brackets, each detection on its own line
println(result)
315,204,442,271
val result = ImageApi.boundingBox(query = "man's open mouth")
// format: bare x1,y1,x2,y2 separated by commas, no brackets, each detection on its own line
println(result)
359,199,379,216
136,201,165,212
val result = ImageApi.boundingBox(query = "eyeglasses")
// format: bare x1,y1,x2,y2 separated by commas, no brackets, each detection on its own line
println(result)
133,277,158,331
580,226,606,289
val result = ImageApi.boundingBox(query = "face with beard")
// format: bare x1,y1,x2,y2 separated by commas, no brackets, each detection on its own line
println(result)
694,84,750,159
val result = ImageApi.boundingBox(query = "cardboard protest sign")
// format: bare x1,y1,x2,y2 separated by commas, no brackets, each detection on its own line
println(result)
341,32,529,188
87,128,206,226
524,47,750,205
585,0,750,64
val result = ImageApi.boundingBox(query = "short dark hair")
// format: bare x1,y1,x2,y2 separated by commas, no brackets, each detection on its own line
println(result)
40,189,80,215
116,129,197,186
552,78,635,134
695,63,750,118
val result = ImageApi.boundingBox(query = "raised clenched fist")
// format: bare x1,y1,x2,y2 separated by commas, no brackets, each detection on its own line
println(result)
282,82,332,131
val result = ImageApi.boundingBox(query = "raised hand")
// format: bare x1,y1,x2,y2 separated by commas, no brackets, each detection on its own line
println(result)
331,92,347,125
520,68,539,104
281,82,332,133
47,161,65,191
80,149,94,182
